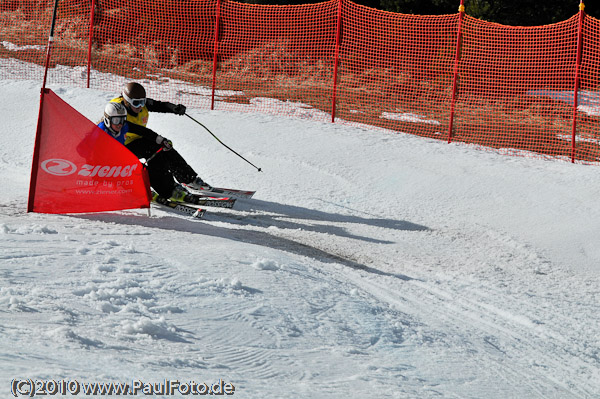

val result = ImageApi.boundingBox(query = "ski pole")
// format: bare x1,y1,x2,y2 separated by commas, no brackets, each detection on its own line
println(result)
143,147,163,167
185,113,262,172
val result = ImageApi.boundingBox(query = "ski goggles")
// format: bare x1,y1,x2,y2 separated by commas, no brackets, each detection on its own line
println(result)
122,92,146,108
109,115,126,125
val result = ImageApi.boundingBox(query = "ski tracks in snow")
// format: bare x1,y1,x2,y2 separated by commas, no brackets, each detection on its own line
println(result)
2,196,599,397
200,204,600,398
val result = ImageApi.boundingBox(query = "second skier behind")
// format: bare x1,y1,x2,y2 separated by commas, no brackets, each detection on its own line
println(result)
107,82,211,201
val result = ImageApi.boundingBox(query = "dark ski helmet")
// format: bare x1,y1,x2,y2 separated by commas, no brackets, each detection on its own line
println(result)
122,82,146,108
103,102,127,136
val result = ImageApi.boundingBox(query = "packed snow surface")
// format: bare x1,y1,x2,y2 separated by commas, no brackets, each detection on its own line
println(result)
1,65,600,398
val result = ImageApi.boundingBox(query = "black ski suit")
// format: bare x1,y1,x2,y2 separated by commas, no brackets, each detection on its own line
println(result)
111,96,198,198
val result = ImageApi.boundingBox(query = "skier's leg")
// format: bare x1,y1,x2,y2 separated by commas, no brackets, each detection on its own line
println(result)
163,149,198,185
126,140,177,198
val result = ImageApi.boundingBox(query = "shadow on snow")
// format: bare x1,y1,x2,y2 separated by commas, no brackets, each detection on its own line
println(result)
72,198,428,281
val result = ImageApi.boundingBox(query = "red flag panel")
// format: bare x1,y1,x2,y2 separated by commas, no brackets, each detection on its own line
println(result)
29,89,151,214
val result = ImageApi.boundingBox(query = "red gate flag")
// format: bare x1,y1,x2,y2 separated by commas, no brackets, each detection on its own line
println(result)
28,89,151,214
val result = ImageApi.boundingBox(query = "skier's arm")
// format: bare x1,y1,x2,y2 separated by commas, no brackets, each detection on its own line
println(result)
126,123,173,150
146,98,186,115
127,123,160,141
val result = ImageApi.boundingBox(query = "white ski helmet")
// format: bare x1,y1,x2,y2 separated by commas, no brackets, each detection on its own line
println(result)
103,102,127,136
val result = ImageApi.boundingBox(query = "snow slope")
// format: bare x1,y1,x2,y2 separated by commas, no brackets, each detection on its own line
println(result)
1,68,600,398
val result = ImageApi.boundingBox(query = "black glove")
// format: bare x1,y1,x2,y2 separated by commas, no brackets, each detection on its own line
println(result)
172,104,186,116
156,135,173,151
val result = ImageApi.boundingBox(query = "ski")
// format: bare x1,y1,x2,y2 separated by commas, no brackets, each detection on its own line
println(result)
183,184,255,199
185,193,236,209
152,196,206,218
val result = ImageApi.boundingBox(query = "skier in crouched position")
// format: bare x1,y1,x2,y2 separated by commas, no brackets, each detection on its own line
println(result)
99,82,210,203
98,99,207,204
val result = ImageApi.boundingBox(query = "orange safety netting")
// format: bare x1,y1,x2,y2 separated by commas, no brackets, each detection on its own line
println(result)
1,0,598,163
